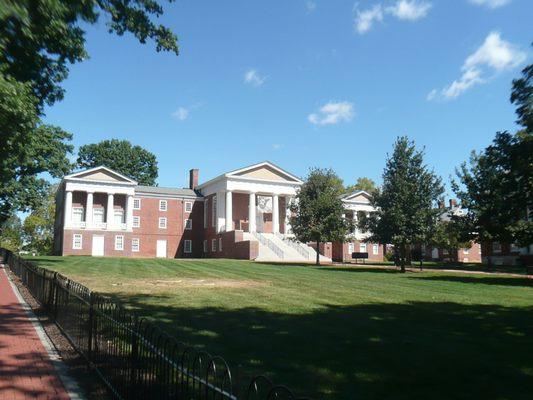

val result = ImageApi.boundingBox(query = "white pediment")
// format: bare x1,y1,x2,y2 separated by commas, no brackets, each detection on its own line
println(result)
65,166,137,185
228,162,302,183
343,190,372,204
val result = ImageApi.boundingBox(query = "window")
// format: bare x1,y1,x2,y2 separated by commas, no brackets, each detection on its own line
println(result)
72,234,82,249
115,235,124,251
212,238,217,252
348,243,354,254
510,243,519,253
218,238,222,252
203,240,207,253
372,244,379,255
114,209,124,224
72,207,84,223
133,198,141,210
463,248,470,254
360,243,367,253
212,195,217,227
463,257,469,262
204,199,208,228
185,219,192,230
132,238,140,252
159,200,167,211
93,208,104,224
492,242,502,254
184,201,193,213
159,217,167,229
133,216,140,228
184,240,192,253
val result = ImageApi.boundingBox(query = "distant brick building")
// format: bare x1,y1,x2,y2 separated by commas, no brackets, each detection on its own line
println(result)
54,162,377,262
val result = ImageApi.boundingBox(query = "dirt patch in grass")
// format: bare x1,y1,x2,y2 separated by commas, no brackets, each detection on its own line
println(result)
112,278,269,289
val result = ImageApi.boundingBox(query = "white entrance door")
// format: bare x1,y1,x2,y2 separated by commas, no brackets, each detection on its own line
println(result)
431,248,439,259
156,240,167,258
92,235,104,257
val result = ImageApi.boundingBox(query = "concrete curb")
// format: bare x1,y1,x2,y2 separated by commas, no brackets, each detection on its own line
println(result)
1,265,86,400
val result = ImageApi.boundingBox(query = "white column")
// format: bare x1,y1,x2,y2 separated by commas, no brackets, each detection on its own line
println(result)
126,195,134,230
225,191,233,232
106,193,114,229
64,190,73,227
272,194,279,234
284,196,292,234
216,191,225,233
85,192,94,228
248,192,256,233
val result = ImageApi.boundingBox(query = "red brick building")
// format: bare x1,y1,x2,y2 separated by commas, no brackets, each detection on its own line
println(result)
54,162,345,262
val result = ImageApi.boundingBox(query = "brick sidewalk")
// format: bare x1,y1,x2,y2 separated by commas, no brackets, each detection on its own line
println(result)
0,266,70,399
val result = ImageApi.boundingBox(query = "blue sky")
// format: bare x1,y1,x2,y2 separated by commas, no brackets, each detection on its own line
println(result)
43,0,532,192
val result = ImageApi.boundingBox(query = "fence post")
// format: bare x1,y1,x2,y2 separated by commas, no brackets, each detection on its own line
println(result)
87,292,95,363
130,315,139,400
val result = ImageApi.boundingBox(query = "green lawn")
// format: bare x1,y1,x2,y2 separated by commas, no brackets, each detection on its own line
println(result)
29,256,533,400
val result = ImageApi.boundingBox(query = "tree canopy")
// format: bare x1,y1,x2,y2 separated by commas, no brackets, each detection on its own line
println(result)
361,136,444,272
23,185,57,255
345,177,377,194
77,139,159,185
290,168,352,265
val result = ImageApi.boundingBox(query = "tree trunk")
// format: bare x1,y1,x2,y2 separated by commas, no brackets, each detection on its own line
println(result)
316,241,320,266
400,243,406,273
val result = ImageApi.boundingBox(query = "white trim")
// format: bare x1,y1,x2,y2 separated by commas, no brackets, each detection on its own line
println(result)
132,238,140,252
203,240,207,253
64,165,137,184
212,238,217,252
184,201,193,213
184,239,192,253
133,198,141,210
133,216,140,228
133,192,201,200
115,235,124,251
218,238,222,252
159,200,168,211
372,244,379,255
72,234,82,250
185,219,192,230
159,217,167,229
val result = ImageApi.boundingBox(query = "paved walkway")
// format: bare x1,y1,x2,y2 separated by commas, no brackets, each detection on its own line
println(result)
0,265,70,399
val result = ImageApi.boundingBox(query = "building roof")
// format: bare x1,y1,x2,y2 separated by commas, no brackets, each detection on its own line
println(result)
135,185,202,198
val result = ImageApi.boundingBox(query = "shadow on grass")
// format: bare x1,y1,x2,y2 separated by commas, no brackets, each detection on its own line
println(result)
411,275,532,288
318,267,406,274
105,293,533,400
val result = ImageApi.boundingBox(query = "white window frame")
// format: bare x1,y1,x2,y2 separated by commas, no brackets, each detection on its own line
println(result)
185,219,192,230
72,234,82,250
492,242,502,254
212,238,217,252
72,207,85,223
203,240,207,253
132,238,140,252
159,217,167,229
159,200,168,211
114,209,124,224
184,201,193,213
93,207,105,224
115,235,124,251
218,238,222,252
204,199,208,229
133,198,141,210
360,243,367,253
463,248,470,254
212,195,217,227
133,216,140,228
372,244,379,255
184,239,192,254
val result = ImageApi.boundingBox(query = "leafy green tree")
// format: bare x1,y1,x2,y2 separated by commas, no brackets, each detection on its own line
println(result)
510,59,532,132
290,168,352,265
1,0,177,224
345,177,377,194
430,219,472,262
23,186,57,255
77,139,158,185
453,131,532,249
0,215,23,252
360,137,444,272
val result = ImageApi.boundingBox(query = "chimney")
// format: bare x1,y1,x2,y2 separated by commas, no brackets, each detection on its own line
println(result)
449,199,457,208
189,169,199,190
438,200,445,209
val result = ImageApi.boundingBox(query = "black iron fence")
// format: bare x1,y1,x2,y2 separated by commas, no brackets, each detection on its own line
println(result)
0,249,312,400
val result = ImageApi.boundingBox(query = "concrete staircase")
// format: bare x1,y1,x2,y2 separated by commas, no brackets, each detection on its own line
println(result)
244,232,331,263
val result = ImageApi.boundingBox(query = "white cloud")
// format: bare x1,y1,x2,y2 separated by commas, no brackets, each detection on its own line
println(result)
387,0,432,21
469,0,511,9
355,5,383,34
272,144,283,150
306,1,316,14
308,101,355,126
172,107,189,121
355,1,431,34
428,32,526,100
244,69,266,87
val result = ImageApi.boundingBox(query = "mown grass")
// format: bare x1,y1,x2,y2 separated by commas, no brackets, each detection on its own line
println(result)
29,256,533,400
